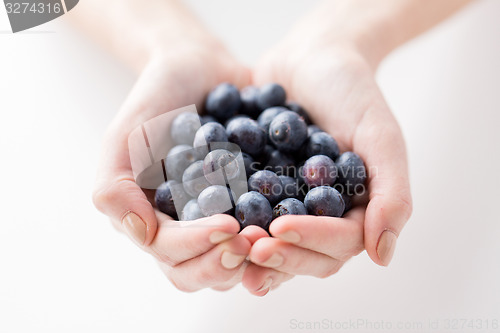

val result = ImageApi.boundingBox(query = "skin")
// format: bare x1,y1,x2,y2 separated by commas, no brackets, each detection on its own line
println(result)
72,0,473,295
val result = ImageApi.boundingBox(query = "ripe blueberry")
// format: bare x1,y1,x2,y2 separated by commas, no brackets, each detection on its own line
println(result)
301,155,337,187
235,191,273,229
273,198,307,219
269,111,308,152
205,83,241,121
304,186,345,217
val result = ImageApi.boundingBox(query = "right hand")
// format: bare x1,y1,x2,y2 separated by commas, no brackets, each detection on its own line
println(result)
92,41,254,292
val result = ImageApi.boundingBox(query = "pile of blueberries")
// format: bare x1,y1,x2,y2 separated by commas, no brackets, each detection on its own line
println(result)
154,83,366,231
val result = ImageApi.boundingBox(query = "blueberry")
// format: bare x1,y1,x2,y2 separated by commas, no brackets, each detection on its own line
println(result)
203,149,241,185
307,125,323,137
301,155,337,187
155,180,191,219
286,101,311,125
304,186,345,217
239,86,261,118
193,122,228,150
257,106,287,133
279,175,301,200
165,145,202,180
305,132,340,160
335,152,367,196
241,152,259,178
256,83,286,110
224,114,251,128
248,170,283,205
266,149,295,176
269,111,308,152
182,160,211,197
198,185,235,216
170,112,201,146
205,83,241,121
226,117,267,156
200,115,218,125
181,199,205,221
273,198,307,219
235,191,273,229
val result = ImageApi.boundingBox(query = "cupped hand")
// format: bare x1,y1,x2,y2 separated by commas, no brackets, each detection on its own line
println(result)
242,38,413,294
92,42,255,291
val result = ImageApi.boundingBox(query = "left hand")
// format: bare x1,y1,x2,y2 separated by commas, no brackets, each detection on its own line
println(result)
241,27,412,296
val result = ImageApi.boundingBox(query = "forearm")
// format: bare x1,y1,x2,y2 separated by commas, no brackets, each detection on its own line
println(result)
291,0,474,69
70,0,221,71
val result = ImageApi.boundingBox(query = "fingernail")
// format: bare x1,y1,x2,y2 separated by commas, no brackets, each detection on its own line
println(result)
122,211,147,246
261,253,284,268
377,230,398,266
256,277,273,293
221,251,246,269
276,230,300,243
209,231,234,244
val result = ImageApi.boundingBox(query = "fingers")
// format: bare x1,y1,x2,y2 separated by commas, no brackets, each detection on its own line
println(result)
147,212,241,266
239,225,270,245
268,208,365,261
353,106,413,266
249,237,344,279
242,263,294,296
159,234,251,292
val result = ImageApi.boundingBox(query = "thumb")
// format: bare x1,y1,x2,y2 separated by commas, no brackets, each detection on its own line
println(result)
92,134,159,246
354,107,413,266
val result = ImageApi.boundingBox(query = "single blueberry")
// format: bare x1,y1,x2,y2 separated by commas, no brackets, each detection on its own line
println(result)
226,117,267,156
170,112,201,146
257,106,288,133
193,122,228,150
248,170,283,205
205,83,241,121
335,152,367,196
155,180,191,219
180,199,205,221
239,86,261,118
165,144,202,181
256,83,286,110
273,198,307,219
235,191,273,230
198,185,235,216
203,149,241,185
286,101,311,125
182,160,211,197
304,186,345,217
269,111,308,152
301,155,337,188
305,132,340,161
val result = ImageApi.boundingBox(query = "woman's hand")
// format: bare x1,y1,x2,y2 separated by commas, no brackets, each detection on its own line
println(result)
92,41,255,291
242,30,413,294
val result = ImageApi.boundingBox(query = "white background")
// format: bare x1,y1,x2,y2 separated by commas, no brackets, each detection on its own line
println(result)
0,1,499,332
